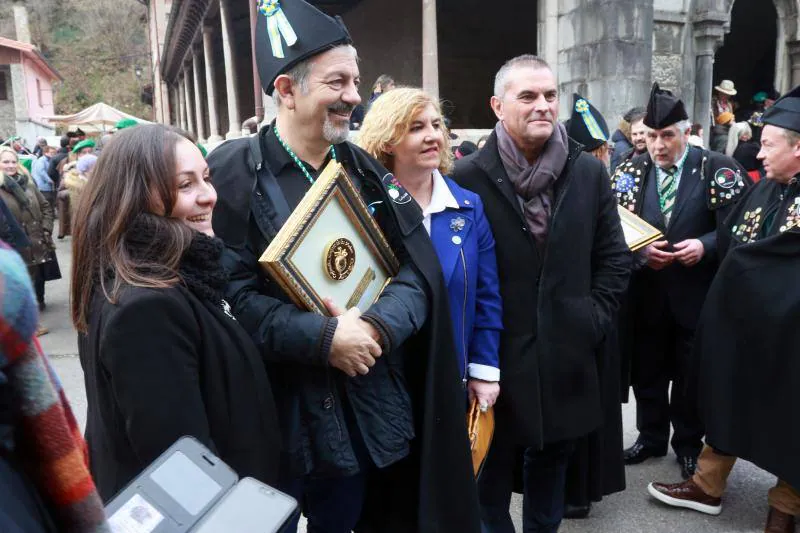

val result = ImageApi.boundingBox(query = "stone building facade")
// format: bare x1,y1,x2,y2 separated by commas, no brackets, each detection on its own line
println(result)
145,0,800,146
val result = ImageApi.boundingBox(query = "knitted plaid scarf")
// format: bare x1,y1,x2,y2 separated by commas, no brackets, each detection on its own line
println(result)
0,241,109,532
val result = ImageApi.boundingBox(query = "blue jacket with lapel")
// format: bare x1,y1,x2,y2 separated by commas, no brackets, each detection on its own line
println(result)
429,176,502,382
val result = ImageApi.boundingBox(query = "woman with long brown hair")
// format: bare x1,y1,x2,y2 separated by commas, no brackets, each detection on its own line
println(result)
0,147,56,336
71,124,280,501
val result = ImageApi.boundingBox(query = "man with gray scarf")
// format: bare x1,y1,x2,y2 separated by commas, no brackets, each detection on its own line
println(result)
453,55,631,532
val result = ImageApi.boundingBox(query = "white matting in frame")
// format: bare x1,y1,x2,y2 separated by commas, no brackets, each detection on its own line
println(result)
260,162,400,316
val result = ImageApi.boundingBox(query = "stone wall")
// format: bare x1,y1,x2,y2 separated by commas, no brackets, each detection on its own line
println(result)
557,0,655,127
0,67,15,141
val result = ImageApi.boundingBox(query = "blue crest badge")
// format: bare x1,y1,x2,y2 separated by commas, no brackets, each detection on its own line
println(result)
616,173,635,193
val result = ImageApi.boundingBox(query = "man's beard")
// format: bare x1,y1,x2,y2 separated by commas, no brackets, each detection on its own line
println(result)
322,102,354,144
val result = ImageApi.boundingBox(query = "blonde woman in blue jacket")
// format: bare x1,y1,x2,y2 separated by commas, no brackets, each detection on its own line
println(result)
360,87,503,410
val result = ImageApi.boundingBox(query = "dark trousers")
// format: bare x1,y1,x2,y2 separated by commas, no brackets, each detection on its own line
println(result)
632,313,704,458
281,471,366,533
40,191,56,217
28,265,44,307
56,191,70,237
479,426,575,533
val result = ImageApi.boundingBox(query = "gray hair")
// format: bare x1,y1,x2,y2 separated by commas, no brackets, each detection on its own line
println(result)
675,119,692,133
493,54,552,99
725,121,752,157
272,44,357,106
783,128,800,146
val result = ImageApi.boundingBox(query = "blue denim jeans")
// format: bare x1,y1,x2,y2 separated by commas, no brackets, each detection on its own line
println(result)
479,430,575,533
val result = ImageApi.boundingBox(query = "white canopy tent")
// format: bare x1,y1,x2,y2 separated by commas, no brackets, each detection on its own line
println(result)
42,102,151,133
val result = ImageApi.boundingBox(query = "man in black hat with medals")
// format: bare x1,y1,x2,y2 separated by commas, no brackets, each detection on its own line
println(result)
612,83,748,480
207,1,479,532
646,85,800,533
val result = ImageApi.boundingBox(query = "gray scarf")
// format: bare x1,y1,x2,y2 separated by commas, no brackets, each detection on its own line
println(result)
495,121,569,247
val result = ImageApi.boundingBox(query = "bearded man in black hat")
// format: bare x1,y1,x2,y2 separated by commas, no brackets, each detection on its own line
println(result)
646,85,800,533
612,83,749,480
207,1,479,532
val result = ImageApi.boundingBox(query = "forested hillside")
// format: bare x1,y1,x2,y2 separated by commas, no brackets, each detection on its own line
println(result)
0,0,152,118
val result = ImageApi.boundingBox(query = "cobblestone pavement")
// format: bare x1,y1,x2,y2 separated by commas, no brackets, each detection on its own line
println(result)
42,229,776,533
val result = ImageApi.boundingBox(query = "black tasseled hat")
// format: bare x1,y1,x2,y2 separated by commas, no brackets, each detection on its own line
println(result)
567,93,609,151
644,82,689,130
762,85,800,133
255,0,352,95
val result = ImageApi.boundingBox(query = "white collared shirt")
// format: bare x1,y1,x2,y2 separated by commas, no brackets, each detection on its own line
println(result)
422,169,460,235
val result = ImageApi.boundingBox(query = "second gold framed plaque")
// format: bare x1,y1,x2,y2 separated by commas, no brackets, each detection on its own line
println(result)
259,161,400,316
617,205,664,252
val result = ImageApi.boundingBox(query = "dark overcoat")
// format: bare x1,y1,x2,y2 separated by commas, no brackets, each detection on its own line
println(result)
453,131,631,448
208,132,480,533
694,176,800,489
696,228,800,489
611,148,748,389
79,285,281,502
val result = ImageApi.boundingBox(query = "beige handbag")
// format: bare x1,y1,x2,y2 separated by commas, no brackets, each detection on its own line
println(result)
467,398,495,478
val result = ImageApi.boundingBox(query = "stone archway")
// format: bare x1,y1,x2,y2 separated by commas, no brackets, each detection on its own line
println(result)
717,0,800,92
691,0,800,143
714,0,778,108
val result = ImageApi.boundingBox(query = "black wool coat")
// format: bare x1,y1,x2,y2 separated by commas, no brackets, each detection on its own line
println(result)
695,227,800,489
453,131,631,447
611,149,749,390
208,131,480,533
79,285,281,502
691,176,800,489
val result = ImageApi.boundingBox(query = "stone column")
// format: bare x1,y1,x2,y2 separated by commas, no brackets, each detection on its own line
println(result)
219,0,241,139
556,0,653,122
183,65,195,134
788,41,800,89
202,26,223,142
249,0,264,122
693,15,727,147
171,86,179,125
421,0,439,100
192,51,206,142
178,77,188,131
537,0,558,70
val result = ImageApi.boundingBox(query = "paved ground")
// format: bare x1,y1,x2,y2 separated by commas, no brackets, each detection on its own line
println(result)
41,226,777,532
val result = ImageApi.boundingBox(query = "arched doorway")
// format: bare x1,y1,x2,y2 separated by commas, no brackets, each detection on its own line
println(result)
437,0,538,128
713,0,779,119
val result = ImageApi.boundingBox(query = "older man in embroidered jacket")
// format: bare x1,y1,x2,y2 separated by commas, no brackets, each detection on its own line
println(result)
612,83,748,480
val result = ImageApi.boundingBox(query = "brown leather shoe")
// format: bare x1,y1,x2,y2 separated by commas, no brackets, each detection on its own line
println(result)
765,506,795,533
647,479,722,515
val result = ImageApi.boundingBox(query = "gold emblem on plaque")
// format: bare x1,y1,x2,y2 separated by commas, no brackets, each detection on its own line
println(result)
324,238,356,280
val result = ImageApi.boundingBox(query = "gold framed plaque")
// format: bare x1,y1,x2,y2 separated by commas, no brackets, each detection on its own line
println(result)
617,205,664,252
259,161,400,316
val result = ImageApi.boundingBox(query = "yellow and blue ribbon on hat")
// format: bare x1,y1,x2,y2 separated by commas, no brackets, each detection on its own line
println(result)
258,0,298,58
575,99,607,141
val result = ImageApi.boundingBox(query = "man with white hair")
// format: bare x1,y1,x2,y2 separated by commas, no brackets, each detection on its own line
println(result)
612,83,748,479
207,1,479,531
